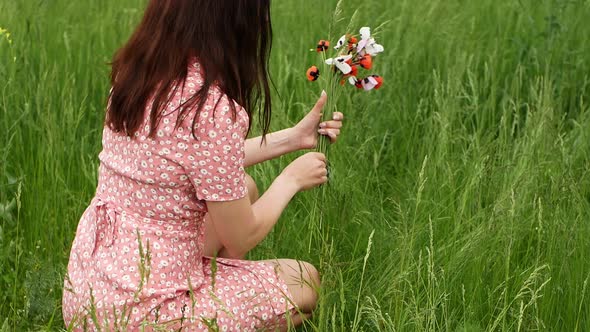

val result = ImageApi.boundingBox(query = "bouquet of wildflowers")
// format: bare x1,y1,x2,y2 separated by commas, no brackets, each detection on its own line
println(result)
305,25,385,251
306,26,385,155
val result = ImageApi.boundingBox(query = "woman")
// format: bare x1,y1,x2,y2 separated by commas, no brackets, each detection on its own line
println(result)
62,0,344,330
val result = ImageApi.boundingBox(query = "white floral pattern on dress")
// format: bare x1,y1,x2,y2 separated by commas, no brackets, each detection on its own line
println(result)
62,62,295,331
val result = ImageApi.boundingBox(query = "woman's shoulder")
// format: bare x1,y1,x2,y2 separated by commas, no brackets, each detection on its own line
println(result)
178,63,249,137
185,61,243,111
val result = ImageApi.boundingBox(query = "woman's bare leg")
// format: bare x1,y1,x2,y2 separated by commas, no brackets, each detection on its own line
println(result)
264,259,320,330
204,176,318,328
203,173,259,258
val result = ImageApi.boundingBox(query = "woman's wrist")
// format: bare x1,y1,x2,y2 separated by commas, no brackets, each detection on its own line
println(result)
288,125,315,151
244,127,306,167
285,126,306,151
275,172,301,196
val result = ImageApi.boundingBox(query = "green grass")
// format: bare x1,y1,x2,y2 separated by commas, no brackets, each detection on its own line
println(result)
1,0,590,330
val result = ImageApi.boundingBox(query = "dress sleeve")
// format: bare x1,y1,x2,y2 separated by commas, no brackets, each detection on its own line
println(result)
181,93,249,202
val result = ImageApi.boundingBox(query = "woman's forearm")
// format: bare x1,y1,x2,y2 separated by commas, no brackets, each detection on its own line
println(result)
214,174,298,258
244,128,301,167
208,152,325,259
247,174,299,246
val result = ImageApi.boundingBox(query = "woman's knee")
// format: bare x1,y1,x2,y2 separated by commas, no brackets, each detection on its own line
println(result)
273,259,320,314
298,261,320,291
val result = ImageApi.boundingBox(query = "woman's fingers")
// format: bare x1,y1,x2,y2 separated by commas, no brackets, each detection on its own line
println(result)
283,152,328,191
314,111,344,144
311,91,328,116
318,128,340,143
319,120,343,129
310,153,328,181
326,129,339,143
309,151,326,162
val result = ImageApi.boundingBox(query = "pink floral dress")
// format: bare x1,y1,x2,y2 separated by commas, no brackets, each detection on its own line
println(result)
62,62,295,331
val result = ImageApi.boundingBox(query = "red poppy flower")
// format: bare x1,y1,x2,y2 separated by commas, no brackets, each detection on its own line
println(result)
306,66,320,81
359,54,372,70
360,75,383,90
355,79,363,89
347,36,358,51
345,65,358,78
372,75,383,89
348,76,363,89
316,40,330,53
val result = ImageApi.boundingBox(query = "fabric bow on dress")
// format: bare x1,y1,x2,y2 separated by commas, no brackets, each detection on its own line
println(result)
91,198,119,255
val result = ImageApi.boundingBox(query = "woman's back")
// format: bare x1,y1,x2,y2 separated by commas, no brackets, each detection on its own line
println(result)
62,62,295,330
96,62,247,223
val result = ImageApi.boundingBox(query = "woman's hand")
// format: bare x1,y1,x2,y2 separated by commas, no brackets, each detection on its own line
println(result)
293,91,344,149
280,152,328,191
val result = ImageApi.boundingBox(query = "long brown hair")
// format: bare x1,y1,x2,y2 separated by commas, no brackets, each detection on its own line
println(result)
106,0,273,138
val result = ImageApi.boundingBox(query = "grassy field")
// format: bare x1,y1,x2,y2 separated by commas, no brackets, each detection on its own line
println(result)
2,0,590,330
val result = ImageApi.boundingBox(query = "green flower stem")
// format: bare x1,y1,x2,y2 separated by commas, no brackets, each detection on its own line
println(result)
308,48,343,252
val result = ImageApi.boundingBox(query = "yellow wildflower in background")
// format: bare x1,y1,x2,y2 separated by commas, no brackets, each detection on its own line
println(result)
1,27,13,44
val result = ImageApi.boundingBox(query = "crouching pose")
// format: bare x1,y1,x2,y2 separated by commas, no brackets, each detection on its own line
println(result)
62,0,344,330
